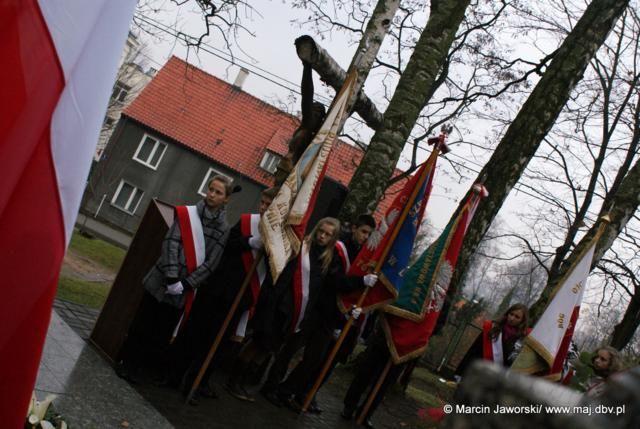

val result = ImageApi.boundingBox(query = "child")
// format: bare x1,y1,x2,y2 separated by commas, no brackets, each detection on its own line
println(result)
581,346,623,397
116,175,232,383
456,303,530,375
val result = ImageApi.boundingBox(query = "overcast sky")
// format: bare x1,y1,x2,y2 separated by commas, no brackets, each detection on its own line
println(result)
131,1,483,230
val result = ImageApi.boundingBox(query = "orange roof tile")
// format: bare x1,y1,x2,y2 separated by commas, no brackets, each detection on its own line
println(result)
124,56,404,217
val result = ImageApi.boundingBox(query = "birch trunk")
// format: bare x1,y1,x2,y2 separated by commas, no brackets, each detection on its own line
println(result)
339,0,472,222
445,0,630,313
295,36,384,130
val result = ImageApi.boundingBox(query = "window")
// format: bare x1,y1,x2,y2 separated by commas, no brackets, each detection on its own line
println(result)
111,81,130,103
133,134,167,170
260,151,282,173
111,180,144,214
198,167,231,196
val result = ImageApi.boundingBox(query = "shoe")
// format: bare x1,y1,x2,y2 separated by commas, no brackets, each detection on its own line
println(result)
154,373,180,389
341,406,355,420
115,362,138,384
261,388,284,407
197,384,218,399
225,381,256,402
361,418,375,429
285,396,303,413
307,398,322,414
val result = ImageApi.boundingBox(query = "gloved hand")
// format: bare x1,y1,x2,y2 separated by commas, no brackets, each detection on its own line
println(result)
349,306,363,320
333,329,342,340
248,236,263,250
363,274,378,287
165,281,184,295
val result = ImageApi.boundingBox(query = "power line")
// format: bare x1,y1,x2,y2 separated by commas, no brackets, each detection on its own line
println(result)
134,13,335,104
131,12,639,238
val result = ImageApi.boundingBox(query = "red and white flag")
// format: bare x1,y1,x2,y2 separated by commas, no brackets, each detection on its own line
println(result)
511,226,604,380
0,1,135,426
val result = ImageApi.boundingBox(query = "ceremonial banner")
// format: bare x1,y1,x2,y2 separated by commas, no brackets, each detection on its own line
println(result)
382,184,488,363
260,74,356,281
339,143,442,312
511,225,605,380
0,1,136,426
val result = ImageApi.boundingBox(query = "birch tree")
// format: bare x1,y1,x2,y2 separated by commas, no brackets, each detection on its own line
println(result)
444,0,631,319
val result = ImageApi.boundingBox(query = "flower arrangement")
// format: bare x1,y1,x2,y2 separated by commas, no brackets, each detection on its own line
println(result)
25,392,67,429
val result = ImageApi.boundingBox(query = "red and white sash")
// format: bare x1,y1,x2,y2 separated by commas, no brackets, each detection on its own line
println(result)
291,240,351,334
234,214,268,338
291,241,312,333
172,205,206,338
334,240,350,274
482,320,504,365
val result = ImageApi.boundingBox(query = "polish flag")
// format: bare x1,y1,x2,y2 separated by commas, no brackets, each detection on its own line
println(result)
0,1,135,426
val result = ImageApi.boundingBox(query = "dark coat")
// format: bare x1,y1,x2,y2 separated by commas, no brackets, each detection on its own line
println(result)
252,242,329,352
144,200,229,308
303,234,365,334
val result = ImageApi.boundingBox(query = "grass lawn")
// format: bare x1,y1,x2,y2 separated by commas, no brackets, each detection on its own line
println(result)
405,366,456,407
68,230,126,272
56,276,112,309
56,230,126,308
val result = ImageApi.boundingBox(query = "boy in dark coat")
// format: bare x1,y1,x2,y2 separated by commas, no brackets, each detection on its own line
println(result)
169,187,278,401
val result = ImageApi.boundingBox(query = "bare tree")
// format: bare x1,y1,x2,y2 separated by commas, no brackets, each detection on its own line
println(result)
444,0,631,327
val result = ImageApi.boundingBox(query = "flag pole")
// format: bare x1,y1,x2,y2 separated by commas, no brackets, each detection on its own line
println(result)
355,358,393,425
185,251,264,404
300,142,444,413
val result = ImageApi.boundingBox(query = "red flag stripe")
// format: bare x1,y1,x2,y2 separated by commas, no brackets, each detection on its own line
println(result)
0,3,67,426
1,2,135,425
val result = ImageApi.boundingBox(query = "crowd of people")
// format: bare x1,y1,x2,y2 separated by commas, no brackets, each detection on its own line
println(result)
113,174,628,428
114,175,390,427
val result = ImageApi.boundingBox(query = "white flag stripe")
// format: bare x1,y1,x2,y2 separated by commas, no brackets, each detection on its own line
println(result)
527,243,596,364
295,243,312,333
39,0,137,244
250,214,267,285
260,76,355,280
187,205,206,266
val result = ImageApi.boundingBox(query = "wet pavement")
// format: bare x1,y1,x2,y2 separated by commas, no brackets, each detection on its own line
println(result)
50,299,428,429
36,311,172,428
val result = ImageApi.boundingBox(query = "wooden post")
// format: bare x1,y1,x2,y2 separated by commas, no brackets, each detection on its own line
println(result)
185,252,263,403
356,358,392,425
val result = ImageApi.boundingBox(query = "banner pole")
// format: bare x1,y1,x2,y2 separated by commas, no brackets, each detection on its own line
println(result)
185,252,263,404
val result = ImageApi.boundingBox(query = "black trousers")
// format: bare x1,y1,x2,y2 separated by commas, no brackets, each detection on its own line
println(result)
168,287,242,387
343,332,406,420
262,330,306,392
279,327,334,398
118,291,182,373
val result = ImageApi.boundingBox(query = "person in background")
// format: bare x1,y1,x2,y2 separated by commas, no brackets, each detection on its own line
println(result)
579,346,624,397
455,303,530,376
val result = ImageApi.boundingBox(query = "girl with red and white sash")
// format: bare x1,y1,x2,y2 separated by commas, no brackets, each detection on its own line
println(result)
456,303,531,376
228,217,342,402
424,303,531,426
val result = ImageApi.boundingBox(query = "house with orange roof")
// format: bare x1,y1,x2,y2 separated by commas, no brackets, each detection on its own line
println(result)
80,56,403,247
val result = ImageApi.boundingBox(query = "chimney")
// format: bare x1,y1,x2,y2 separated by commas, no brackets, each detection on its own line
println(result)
233,67,249,89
